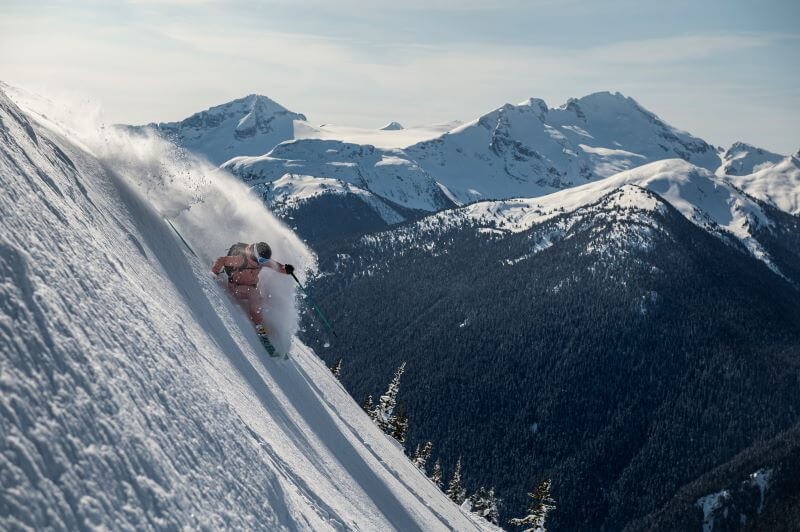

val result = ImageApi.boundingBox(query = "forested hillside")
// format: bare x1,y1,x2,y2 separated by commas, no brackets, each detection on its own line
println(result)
303,186,800,528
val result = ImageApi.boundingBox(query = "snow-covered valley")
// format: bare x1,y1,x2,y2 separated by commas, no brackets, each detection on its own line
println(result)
0,89,490,530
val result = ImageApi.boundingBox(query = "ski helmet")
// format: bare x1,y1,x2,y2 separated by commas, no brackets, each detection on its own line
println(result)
254,242,272,260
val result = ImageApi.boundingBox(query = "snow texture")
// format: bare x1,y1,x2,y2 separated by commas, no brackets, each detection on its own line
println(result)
262,174,406,225
0,87,488,531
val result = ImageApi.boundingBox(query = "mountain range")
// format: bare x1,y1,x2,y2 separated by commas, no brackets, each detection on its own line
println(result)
130,91,798,247
7,82,797,529
122,89,800,529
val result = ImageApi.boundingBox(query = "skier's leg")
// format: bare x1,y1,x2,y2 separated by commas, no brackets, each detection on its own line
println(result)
228,284,249,314
247,287,264,325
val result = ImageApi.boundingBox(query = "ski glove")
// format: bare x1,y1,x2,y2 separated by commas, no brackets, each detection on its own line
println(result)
285,264,295,275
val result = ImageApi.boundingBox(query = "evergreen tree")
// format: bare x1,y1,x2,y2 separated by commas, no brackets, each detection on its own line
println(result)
430,459,443,489
389,401,408,444
509,478,556,532
469,487,500,525
374,362,406,433
361,394,374,419
330,358,342,379
412,441,433,472
446,458,466,505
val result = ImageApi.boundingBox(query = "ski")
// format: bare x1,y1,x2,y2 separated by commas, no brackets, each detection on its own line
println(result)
258,334,289,360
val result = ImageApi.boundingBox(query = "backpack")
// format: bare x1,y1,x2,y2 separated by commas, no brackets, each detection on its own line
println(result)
223,242,259,279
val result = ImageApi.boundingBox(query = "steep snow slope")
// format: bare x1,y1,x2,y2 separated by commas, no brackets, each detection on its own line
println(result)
131,94,307,165
727,151,800,216
717,141,784,176
0,90,489,531
405,91,720,203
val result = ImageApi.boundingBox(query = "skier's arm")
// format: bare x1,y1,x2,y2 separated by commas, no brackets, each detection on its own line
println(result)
263,259,294,275
211,255,246,274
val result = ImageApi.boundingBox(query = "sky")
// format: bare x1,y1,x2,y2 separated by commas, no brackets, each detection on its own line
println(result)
1,0,798,153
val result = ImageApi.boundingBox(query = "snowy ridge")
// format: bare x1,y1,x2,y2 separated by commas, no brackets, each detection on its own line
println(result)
405,91,720,204
717,141,784,176
364,159,783,272
224,139,453,212
726,152,800,216
260,174,407,224
0,89,489,531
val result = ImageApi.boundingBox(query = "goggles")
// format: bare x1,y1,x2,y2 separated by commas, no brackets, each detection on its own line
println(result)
256,255,269,265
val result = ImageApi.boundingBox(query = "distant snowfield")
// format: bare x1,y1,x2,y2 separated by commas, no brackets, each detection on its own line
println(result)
293,121,460,149
0,89,489,531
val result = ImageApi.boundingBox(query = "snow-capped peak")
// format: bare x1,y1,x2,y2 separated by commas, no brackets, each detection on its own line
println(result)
520,97,549,120
380,121,404,130
718,141,784,176
135,94,307,165
406,92,719,204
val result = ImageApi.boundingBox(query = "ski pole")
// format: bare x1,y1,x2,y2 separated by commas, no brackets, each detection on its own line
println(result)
291,272,338,337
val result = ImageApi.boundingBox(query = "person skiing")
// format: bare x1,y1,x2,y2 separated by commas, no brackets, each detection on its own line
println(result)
211,241,294,337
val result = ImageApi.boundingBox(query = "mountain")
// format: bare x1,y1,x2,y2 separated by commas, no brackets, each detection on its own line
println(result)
717,141,785,176
406,158,797,279
405,91,720,204
131,94,307,165
726,151,800,216
302,163,800,529
381,121,405,131
0,88,491,531
221,92,725,243
224,139,455,243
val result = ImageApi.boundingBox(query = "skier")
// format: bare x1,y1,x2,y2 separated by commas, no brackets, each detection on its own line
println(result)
211,242,294,338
